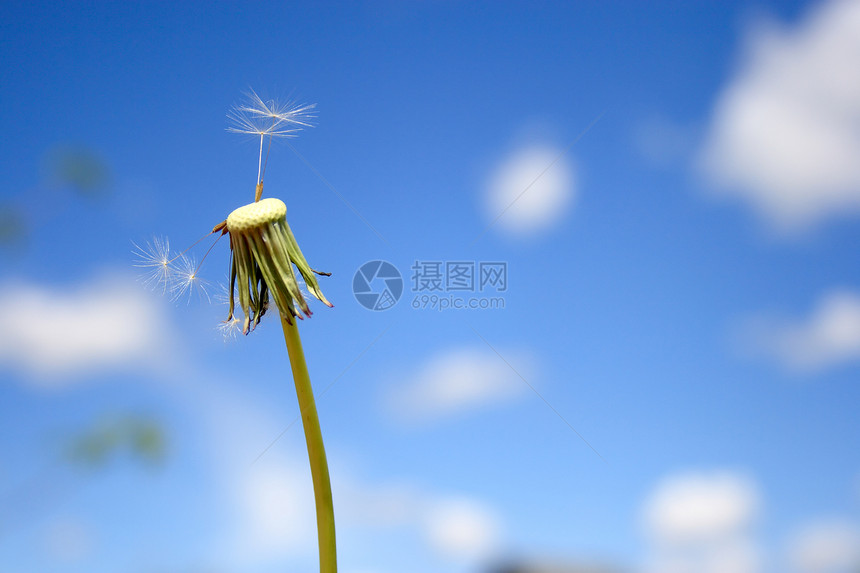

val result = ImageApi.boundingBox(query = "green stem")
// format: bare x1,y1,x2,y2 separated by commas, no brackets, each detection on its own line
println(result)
280,314,337,573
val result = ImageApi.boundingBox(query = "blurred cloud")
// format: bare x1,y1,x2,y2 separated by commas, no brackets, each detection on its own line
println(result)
44,515,94,563
0,273,175,384
337,479,422,528
232,458,316,562
698,0,860,232
186,383,316,566
386,347,532,423
196,378,504,568
788,519,860,573
740,291,860,373
489,562,625,573
424,497,500,561
643,471,759,543
231,458,504,566
338,477,502,562
642,471,760,573
485,145,576,235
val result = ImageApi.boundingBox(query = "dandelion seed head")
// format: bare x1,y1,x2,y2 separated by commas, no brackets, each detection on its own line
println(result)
217,317,243,341
227,89,316,139
133,237,175,294
170,253,211,304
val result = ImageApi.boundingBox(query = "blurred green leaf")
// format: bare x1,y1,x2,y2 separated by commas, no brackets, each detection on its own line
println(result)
65,415,167,469
0,204,26,246
129,419,167,464
45,145,110,197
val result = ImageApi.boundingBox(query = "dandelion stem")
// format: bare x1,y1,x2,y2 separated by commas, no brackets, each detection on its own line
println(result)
257,134,264,186
280,314,337,573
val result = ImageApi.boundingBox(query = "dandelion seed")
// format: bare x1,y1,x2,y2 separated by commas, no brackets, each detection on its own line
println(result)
228,89,317,193
238,88,316,127
217,317,243,341
227,89,316,139
170,253,211,304
132,237,175,294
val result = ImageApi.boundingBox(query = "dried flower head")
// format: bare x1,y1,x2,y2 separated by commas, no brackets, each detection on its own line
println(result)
225,197,332,334
135,90,327,334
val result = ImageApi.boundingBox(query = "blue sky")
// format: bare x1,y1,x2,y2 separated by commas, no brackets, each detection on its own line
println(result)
2,1,860,572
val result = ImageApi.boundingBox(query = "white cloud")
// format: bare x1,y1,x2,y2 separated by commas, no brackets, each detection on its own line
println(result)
232,461,505,566
642,471,761,573
485,144,576,234
387,347,532,422
647,540,760,573
337,475,502,562
194,380,505,568
698,0,860,232
788,520,860,573
0,276,506,569
186,384,319,566
741,291,860,372
423,497,500,561
231,458,316,561
339,479,503,562
337,480,422,528
644,472,759,543
0,274,174,384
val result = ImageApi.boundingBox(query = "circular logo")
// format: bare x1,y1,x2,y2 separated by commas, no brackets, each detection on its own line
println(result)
353,260,403,311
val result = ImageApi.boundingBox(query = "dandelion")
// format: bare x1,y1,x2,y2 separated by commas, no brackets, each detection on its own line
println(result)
137,89,336,572
224,89,336,572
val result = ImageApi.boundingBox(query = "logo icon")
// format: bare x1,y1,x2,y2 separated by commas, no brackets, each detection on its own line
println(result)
353,260,403,311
